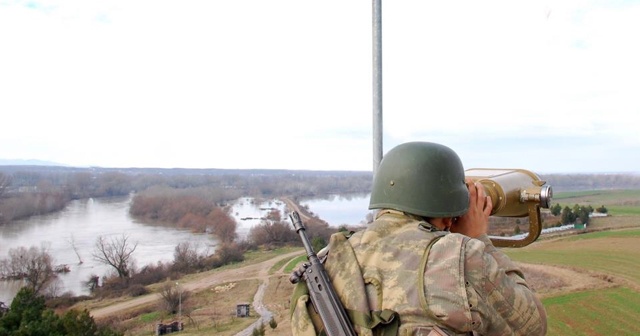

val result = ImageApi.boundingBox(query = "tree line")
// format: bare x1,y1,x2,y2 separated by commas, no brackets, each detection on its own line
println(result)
0,167,372,224
549,203,608,226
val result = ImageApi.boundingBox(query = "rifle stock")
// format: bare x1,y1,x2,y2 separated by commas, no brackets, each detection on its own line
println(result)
289,211,357,336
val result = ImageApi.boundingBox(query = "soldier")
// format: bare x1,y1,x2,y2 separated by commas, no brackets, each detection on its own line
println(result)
291,141,547,335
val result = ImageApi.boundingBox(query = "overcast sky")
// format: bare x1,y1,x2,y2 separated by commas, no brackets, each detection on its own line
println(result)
1,0,638,173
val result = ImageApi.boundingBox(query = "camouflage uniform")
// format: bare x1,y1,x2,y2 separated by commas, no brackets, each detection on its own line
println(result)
291,209,547,335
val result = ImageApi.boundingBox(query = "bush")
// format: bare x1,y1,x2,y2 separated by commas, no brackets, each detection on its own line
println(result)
269,317,278,329
131,262,171,286
252,322,265,336
248,221,297,247
45,293,92,309
171,241,210,274
93,276,129,298
208,242,246,268
158,282,189,315
126,284,149,297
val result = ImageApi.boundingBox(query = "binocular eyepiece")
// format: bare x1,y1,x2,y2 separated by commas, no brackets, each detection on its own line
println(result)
465,168,553,247
465,168,553,217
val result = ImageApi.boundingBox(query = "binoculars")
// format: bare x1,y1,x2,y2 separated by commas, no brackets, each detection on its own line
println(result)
465,168,553,247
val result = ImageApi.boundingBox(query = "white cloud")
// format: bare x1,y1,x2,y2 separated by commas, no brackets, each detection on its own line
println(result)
1,0,639,172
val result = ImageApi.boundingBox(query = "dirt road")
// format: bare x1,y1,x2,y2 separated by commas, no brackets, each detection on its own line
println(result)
90,250,303,320
280,197,312,221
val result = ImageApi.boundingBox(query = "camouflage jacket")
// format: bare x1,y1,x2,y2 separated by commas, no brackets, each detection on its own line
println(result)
291,210,547,336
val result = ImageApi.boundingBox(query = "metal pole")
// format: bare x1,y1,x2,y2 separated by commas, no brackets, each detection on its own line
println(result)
372,0,383,178
176,282,181,322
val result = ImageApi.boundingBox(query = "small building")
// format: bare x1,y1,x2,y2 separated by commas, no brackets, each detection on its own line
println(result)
236,303,250,317
155,321,183,335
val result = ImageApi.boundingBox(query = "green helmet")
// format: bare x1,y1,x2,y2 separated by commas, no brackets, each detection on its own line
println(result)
369,141,469,218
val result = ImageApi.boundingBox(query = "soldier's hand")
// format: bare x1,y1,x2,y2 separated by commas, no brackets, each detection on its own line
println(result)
289,262,310,284
451,179,492,238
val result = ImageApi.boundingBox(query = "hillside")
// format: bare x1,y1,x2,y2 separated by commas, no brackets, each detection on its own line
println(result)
77,212,640,335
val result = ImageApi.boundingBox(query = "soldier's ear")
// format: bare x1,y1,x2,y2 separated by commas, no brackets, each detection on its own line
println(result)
443,217,455,231
429,217,451,231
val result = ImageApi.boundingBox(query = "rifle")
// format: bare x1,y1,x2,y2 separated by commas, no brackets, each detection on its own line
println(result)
288,211,357,336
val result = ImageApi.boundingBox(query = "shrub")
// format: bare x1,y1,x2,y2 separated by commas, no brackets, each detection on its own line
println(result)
132,262,171,286
208,242,246,268
126,284,148,297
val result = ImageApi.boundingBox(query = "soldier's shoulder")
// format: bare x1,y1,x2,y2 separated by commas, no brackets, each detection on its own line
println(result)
430,233,488,264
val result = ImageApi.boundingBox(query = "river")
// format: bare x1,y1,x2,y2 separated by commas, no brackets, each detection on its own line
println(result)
0,193,372,304
0,192,573,307
0,196,218,304
299,193,372,227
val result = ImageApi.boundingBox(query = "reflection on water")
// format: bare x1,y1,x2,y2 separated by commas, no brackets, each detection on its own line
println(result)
229,197,288,239
300,193,373,227
0,196,217,303
0,193,372,304
229,194,373,233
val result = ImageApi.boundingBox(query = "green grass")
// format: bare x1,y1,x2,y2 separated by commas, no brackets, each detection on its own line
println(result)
242,246,301,264
509,228,640,335
553,189,640,202
505,229,640,284
543,287,640,335
269,251,304,274
606,205,640,216
561,229,640,241
551,189,640,216
139,311,161,323
284,255,308,273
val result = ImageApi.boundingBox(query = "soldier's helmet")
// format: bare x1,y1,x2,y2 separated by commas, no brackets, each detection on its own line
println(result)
369,141,469,218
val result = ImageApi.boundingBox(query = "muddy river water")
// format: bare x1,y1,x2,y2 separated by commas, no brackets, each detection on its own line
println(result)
0,193,372,304
0,196,217,303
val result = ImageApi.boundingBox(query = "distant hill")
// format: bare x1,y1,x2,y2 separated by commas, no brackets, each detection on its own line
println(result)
1,160,639,191
0,163,371,178
0,159,67,166
541,173,640,191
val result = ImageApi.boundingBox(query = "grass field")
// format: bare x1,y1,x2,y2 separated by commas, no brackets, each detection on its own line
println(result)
506,228,640,284
553,189,640,202
506,228,640,335
552,189,640,216
542,287,640,335
272,192,640,335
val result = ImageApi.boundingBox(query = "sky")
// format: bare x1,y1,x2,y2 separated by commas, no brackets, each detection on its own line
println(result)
1,0,639,174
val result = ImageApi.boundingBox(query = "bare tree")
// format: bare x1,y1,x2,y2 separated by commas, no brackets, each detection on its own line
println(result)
67,234,83,264
2,245,55,294
84,274,100,291
92,234,138,279
248,221,297,246
173,241,209,272
207,207,237,243
159,281,189,315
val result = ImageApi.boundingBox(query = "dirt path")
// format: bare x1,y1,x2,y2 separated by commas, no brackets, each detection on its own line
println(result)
281,197,312,221
235,281,272,336
518,263,619,298
90,197,309,330
89,250,302,319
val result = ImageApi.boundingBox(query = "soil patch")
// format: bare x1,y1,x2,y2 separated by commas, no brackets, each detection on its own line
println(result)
518,263,618,298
